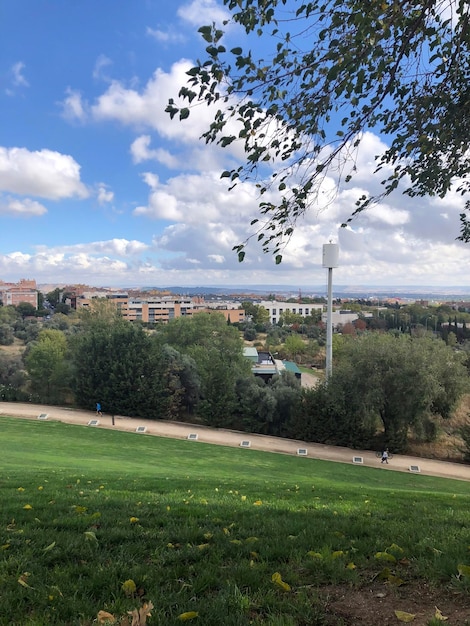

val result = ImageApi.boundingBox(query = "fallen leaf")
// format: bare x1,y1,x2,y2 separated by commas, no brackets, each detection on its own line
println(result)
457,564,470,578
375,551,396,562
394,610,416,622
128,601,154,626
84,531,98,544
43,541,56,553
18,572,34,589
122,579,137,596
271,572,291,592
434,607,449,621
97,610,116,624
177,611,199,621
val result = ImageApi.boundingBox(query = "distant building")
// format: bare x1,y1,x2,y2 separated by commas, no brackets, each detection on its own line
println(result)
0,278,38,308
258,300,323,325
321,310,373,329
71,293,245,324
243,347,301,383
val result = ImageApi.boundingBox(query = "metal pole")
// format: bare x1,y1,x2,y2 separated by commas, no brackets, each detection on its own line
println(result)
326,266,333,382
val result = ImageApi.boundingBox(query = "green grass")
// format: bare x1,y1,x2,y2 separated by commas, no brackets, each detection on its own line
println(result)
1,416,470,625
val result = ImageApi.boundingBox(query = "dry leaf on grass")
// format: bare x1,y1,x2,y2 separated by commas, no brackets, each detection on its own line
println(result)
97,610,116,624
394,609,416,622
127,601,154,626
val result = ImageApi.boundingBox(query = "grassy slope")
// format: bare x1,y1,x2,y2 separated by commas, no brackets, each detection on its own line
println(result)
1,417,470,625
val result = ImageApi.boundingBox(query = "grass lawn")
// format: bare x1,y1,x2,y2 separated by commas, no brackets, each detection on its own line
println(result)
1,416,469,626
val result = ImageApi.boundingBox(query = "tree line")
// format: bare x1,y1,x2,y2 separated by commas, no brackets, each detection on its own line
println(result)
0,301,469,454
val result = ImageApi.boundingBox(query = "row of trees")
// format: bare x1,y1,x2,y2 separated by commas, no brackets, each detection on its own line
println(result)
0,301,469,453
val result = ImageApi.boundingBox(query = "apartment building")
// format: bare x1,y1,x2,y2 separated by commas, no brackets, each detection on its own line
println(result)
73,293,245,324
0,279,38,308
258,300,324,325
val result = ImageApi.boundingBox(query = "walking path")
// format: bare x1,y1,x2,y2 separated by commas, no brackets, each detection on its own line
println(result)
2,402,470,482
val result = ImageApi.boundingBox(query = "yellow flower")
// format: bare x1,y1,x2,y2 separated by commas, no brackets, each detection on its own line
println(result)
17,487,25,492
129,516,139,524
253,500,262,506
23,504,32,510
38,486,44,491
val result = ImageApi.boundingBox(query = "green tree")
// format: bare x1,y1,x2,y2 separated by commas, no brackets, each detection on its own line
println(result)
16,302,36,319
0,323,14,345
71,318,200,420
169,0,470,257
25,329,70,404
330,333,468,451
0,353,27,401
159,313,252,424
282,333,305,362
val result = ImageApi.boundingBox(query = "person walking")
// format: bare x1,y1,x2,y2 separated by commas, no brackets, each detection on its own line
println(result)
96,402,102,417
381,448,389,464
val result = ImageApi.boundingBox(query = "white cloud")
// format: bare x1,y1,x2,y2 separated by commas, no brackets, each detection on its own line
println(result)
177,0,231,27
130,135,179,167
0,196,47,217
208,254,225,263
146,27,185,44
0,147,89,200
11,62,29,87
93,54,112,81
60,88,88,123
96,184,114,205
37,238,149,257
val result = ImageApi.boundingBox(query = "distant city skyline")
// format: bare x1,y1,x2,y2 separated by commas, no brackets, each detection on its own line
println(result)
1,0,470,288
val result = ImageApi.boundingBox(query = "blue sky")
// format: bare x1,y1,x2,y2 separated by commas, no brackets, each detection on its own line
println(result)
1,0,469,289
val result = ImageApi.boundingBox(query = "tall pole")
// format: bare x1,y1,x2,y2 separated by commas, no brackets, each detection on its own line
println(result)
322,243,339,383
326,265,333,381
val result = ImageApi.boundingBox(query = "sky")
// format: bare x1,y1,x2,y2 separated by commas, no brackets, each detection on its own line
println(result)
1,0,470,290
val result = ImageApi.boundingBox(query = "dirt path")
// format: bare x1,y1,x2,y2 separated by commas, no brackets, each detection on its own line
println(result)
2,402,470,482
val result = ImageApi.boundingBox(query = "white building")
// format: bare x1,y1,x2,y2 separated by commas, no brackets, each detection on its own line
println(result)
258,300,324,325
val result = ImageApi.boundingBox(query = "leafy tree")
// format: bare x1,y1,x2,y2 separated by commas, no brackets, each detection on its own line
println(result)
25,329,70,404
71,318,198,420
233,376,277,433
0,323,14,345
282,333,305,362
0,353,27,400
330,333,468,451
0,305,18,324
46,288,62,307
158,313,252,424
243,326,257,341
169,0,470,257
16,302,36,319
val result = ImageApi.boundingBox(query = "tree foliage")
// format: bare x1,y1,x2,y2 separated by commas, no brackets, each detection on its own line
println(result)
168,0,470,257
158,313,252,424
334,333,467,450
25,329,70,404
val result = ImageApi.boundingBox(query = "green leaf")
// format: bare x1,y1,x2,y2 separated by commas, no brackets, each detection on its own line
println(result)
275,254,282,265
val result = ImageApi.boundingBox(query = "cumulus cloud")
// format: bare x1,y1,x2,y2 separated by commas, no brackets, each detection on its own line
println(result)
0,196,47,217
177,0,231,27
0,147,89,199
96,184,114,205
130,135,179,168
37,238,149,257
